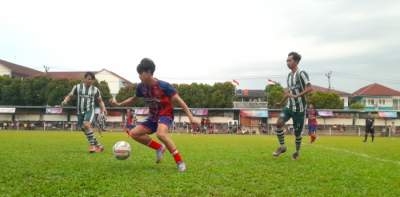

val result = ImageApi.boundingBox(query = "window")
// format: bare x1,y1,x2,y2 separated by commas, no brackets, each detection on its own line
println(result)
378,99,386,105
368,99,375,105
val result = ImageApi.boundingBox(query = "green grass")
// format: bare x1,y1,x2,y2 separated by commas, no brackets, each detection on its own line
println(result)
0,131,399,197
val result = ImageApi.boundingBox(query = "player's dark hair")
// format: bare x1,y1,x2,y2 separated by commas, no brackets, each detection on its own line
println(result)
84,72,96,80
288,52,301,63
137,58,155,74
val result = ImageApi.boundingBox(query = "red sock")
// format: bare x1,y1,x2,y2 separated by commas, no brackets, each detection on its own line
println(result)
311,134,316,141
170,149,183,164
147,140,162,150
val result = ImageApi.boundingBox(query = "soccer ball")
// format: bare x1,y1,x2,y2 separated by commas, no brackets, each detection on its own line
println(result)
112,141,131,160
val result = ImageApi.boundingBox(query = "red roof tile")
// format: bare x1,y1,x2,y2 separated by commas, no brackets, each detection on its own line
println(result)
352,83,400,97
43,69,133,85
42,71,87,80
311,85,351,96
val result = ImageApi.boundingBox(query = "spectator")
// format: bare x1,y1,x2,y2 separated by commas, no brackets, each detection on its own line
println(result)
391,122,396,136
364,113,375,142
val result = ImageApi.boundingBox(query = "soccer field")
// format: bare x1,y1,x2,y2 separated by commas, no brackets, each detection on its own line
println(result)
0,131,399,196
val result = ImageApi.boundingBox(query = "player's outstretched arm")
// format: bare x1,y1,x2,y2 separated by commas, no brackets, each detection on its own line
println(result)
295,83,313,98
276,91,290,106
98,97,107,114
61,85,77,106
172,94,198,126
61,95,72,106
110,97,137,107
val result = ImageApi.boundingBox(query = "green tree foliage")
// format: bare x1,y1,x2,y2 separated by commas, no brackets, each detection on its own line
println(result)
47,79,74,106
0,76,236,108
0,77,112,106
94,80,112,106
308,92,344,109
265,84,285,109
0,76,23,105
349,102,365,110
115,84,144,107
173,82,234,108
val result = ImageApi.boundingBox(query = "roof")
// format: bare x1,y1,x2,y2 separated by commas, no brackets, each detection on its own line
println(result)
0,59,133,85
311,85,351,96
0,59,43,77
35,69,133,85
97,69,133,86
353,83,400,97
42,71,87,80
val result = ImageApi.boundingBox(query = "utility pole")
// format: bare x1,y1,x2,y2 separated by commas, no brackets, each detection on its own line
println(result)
325,71,332,89
43,65,50,73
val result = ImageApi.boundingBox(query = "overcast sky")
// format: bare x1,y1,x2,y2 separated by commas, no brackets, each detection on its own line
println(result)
1,0,399,93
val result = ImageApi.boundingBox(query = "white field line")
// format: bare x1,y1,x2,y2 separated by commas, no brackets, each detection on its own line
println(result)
312,144,400,166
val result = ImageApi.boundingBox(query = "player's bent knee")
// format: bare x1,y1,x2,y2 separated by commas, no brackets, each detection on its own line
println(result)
129,132,141,139
156,132,167,139
83,123,91,129
276,121,284,128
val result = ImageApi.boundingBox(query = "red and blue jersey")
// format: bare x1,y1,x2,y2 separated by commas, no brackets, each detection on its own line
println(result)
307,109,318,126
136,80,177,121
126,111,133,125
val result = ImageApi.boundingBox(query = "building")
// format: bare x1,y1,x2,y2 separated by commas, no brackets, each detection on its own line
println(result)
233,89,268,134
352,83,400,111
311,85,352,109
0,59,42,78
233,89,267,108
0,58,133,97
43,69,133,97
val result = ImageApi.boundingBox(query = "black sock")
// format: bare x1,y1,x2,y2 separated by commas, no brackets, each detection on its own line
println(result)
276,128,285,146
295,135,302,152
84,128,98,145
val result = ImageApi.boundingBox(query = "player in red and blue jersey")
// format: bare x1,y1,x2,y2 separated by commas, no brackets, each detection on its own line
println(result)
124,108,136,134
111,58,198,172
307,104,318,143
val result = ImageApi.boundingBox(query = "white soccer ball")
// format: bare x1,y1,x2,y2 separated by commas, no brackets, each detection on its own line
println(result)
112,141,131,160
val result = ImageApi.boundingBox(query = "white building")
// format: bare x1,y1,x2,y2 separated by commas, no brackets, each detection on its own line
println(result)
352,83,400,111
0,59,42,78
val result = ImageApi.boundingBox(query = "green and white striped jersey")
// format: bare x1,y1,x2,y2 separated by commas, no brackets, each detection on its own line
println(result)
69,83,102,114
286,69,310,112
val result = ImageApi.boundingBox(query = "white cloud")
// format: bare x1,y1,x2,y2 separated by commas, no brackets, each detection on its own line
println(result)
0,0,399,91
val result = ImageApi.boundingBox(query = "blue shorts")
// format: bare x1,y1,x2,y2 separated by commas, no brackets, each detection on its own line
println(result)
139,116,173,134
126,124,135,130
308,125,317,134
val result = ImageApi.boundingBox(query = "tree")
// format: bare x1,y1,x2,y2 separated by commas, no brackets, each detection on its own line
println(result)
308,92,344,109
0,76,113,107
174,84,194,107
350,102,365,110
265,84,285,109
115,84,144,107
1,78,22,105
95,80,112,106
47,79,72,106
215,82,235,108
